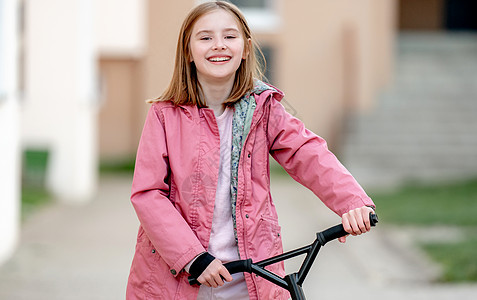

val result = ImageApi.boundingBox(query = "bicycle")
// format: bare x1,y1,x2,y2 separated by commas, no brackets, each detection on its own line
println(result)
189,212,378,300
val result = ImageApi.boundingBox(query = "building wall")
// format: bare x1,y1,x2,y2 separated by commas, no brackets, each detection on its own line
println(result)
98,0,397,157
97,0,195,159
278,0,396,149
398,0,443,30
398,0,477,31
98,58,142,161
95,0,146,57
22,0,98,202
0,0,21,265
140,0,197,111
95,0,147,160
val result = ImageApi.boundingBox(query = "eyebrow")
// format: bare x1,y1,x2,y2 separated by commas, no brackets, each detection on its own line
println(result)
195,28,240,36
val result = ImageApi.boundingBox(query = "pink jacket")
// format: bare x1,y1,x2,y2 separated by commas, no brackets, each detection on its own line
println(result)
126,86,374,299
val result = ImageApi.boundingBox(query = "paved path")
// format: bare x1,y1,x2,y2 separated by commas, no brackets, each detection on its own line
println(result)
0,176,138,300
0,175,476,299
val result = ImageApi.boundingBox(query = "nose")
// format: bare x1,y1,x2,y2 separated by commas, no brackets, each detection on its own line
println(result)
213,39,227,50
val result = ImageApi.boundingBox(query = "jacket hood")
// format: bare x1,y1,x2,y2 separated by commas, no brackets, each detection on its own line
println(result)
250,79,284,107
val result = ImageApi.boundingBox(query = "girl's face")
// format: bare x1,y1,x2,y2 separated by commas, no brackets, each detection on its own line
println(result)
189,9,249,85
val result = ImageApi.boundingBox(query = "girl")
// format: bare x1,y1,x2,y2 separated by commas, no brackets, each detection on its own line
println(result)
126,1,375,299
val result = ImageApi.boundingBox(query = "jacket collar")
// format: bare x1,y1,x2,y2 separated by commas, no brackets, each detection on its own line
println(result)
175,79,285,116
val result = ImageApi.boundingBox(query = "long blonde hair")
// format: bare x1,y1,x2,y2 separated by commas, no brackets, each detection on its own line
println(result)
150,1,265,107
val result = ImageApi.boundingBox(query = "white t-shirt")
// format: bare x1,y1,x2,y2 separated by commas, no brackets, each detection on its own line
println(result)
196,107,249,300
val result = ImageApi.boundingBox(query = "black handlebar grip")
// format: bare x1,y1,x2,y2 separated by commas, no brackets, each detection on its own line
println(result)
188,259,252,286
188,276,201,286
318,213,378,245
223,259,252,274
317,224,347,245
370,213,379,226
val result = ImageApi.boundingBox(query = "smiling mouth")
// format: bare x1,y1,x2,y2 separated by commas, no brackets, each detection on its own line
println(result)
208,56,231,62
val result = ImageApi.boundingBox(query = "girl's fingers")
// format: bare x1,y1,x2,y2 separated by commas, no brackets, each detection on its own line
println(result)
343,206,375,237
197,274,214,287
347,212,360,235
342,213,352,234
197,259,233,288
220,267,233,282
200,274,221,288
362,208,372,231
353,209,366,234
338,235,349,243
219,267,233,282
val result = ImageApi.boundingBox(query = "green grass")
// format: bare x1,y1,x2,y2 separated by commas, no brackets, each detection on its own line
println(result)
370,178,477,282
99,157,136,175
21,186,51,220
269,160,289,178
370,178,477,226
422,236,477,282
21,150,52,220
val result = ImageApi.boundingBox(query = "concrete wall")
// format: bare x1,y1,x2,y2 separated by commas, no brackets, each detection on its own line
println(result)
96,0,147,159
0,0,21,265
278,0,396,147
22,0,98,202
95,0,146,58
141,0,196,109
98,58,142,161
98,0,196,159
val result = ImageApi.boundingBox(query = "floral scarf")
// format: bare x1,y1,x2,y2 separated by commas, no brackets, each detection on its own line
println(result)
230,80,278,243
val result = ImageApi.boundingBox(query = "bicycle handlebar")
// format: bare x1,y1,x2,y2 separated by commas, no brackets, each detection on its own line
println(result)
188,259,252,286
318,213,378,245
188,213,378,286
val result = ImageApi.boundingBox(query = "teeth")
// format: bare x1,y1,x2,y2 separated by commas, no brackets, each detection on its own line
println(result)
209,57,230,62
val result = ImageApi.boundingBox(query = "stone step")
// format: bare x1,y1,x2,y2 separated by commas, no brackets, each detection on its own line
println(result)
348,115,477,132
341,33,477,188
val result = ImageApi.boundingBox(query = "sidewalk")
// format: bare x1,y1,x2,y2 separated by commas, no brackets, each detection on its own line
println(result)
270,176,477,300
0,176,139,300
0,175,476,299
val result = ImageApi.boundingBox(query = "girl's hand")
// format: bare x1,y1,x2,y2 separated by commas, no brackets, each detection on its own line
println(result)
339,206,375,243
197,259,233,288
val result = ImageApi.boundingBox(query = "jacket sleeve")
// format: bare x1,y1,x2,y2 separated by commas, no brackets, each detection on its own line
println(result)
267,98,374,216
130,104,205,275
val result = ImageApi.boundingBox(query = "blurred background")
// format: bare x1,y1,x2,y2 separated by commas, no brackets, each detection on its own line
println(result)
1,0,476,299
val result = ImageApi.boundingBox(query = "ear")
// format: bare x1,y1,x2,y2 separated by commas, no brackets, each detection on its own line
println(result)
242,38,252,59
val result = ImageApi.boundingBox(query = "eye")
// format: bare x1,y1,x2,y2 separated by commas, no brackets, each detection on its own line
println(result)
225,35,236,39
200,36,211,41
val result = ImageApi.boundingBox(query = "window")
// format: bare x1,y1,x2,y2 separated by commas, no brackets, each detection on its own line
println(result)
230,0,280,33
229,0,266,9
194,0,280,32
259,45,274,84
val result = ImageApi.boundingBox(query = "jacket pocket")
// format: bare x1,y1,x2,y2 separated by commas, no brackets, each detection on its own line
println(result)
255,215,287,299
257,215,282,256
128,232,168,298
